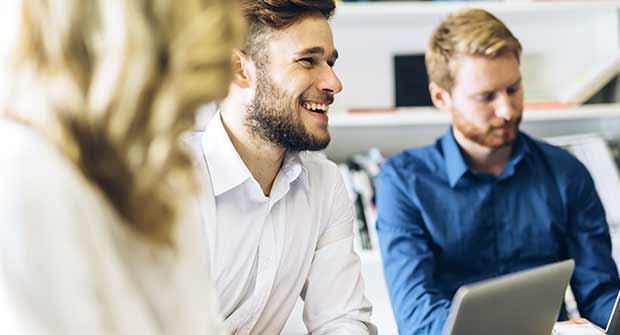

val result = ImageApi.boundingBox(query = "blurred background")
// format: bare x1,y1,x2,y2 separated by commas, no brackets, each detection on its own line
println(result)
2,1,619,334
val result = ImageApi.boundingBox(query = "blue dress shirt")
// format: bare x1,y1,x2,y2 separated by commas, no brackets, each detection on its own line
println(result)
376,128,620,334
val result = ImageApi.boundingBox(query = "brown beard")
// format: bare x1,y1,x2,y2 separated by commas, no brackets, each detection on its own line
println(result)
245,66,331,151
452,111,521,149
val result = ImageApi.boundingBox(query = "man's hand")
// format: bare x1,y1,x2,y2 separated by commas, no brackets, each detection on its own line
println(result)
557,318,605,332
553,318,605,334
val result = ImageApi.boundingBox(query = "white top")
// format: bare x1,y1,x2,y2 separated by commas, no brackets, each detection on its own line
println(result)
199,114,376,335
0,120,227,335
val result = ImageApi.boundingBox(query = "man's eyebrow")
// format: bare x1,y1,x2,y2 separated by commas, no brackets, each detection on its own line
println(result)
471,77,523,97
509,77,522,87
295,47,325,56
295,47,339,61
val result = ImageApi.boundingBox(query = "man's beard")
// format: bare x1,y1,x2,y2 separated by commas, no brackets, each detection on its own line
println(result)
452,111,521,149
245,69,330,152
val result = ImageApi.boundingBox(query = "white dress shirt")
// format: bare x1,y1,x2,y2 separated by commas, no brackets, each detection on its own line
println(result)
0,120,226,335
195,113,376,334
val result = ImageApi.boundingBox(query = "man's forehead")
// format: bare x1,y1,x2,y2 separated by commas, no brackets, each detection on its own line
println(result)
267,15,337,56
454,54,521,90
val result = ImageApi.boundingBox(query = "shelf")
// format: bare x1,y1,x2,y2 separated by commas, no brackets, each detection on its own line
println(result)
336,1,620,18
325,104,620,162
329,104,620,128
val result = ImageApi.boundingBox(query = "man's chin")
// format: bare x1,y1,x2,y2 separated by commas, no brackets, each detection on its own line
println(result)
277,132,330,152
301,128,330,151
485,136,516,149
305,135,330,151
485,128,518,148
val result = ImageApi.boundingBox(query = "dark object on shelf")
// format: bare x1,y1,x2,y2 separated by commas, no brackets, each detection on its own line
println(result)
394,53,433,107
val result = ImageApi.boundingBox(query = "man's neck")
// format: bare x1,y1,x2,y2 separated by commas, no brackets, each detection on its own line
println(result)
453,129,513,177
219,109,285,197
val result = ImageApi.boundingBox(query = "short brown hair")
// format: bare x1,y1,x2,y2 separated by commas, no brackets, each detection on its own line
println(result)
240,0,336,62
426,8,522,91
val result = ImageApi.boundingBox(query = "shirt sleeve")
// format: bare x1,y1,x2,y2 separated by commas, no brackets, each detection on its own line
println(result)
565,164,620,328
375,162,451,335
300,166,377,335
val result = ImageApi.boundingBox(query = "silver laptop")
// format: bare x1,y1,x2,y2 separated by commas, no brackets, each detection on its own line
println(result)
606,291,620,335
443,260,575,335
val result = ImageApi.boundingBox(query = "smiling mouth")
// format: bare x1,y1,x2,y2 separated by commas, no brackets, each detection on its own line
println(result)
302,101,330,114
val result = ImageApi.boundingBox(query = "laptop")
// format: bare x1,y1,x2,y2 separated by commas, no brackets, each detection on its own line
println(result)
443,260,575,335
607,292,620,335
552,290,620,335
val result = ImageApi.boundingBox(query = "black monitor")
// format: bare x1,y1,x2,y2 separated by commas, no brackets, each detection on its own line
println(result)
394,54,433,107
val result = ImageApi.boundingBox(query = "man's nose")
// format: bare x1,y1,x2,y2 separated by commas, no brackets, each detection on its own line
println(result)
494,93,517,120
317,65,343,94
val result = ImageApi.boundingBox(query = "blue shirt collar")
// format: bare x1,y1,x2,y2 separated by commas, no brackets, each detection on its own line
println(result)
440,128,469,188
440,128,530,187
499,132,530,180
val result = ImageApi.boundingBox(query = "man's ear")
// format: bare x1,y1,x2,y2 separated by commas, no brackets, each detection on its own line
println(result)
231,49,253,89
429,81,452,111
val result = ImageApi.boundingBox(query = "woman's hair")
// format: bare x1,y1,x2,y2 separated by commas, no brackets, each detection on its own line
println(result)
4,0,244,246
426,8,522,92
240,0,335,62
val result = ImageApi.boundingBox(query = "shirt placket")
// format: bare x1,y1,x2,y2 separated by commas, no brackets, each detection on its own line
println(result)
238,208,279,334
491,180,510,274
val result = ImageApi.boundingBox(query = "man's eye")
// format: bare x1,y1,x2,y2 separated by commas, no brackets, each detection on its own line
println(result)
507,85,520,95
298,58,314,66
476,93,494,102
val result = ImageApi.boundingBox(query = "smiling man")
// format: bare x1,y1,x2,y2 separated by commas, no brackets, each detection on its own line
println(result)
376,8,620,335
186,1,375,334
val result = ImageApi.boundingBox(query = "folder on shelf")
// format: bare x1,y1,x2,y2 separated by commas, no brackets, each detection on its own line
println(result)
545,133,620,230
559,54,620,105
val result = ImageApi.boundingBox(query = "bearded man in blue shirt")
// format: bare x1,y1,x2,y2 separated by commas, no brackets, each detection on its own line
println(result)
376,8,620,335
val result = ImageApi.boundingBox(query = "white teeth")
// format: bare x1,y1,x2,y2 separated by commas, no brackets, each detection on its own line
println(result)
302,102,329,112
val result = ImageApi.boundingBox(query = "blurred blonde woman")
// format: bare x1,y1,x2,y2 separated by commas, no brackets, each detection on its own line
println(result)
0,0,244,333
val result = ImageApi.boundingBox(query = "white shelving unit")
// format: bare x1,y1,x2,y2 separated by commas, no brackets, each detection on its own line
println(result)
325,103,620,162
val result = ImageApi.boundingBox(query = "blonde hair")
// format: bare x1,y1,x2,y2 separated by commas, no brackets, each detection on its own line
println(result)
425,8,522,91
5,0,244,246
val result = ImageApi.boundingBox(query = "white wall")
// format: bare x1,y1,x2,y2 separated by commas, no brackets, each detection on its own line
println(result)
329,1,620,112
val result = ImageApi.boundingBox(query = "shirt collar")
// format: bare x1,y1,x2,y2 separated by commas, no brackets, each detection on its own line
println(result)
201,112,310,196
271,151,310,201
441,128,470,188
202,112,252,196
440,128,531,187
282,152,309,192
498,131,530,180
